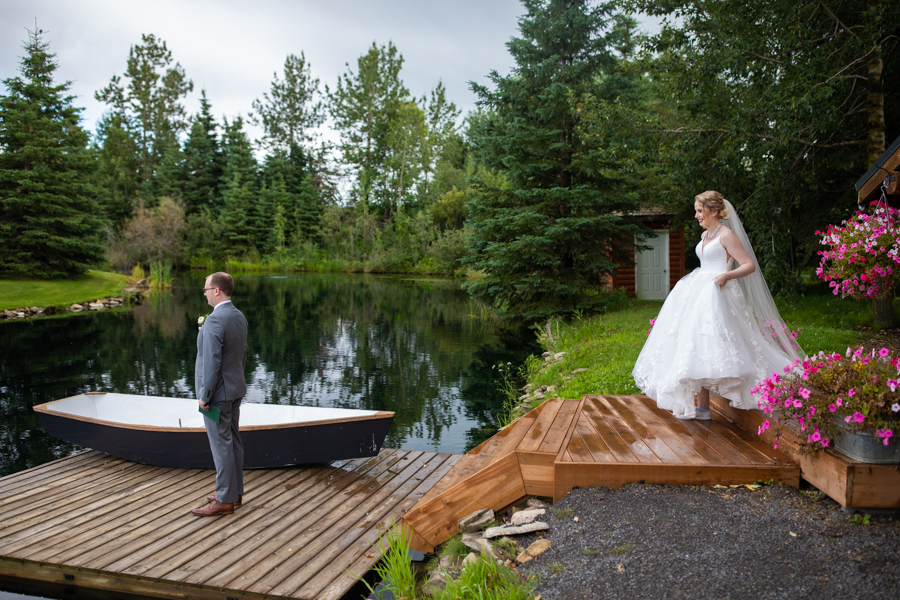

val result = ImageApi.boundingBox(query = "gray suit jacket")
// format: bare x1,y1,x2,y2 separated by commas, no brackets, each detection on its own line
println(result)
195,301,248,404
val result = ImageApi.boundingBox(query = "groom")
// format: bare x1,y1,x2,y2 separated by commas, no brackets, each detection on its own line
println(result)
192,272,248,517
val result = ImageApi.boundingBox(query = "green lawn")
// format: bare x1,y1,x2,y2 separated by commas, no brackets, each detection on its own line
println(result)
0,270,130,311
524,292,878,400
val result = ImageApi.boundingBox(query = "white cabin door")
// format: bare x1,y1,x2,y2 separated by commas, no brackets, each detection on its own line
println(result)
635,231,669,300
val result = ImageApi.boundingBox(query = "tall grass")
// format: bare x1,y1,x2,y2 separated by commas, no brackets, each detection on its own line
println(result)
432,553,537,600
361,529,537,600
148,260,173,289
358,529,418,600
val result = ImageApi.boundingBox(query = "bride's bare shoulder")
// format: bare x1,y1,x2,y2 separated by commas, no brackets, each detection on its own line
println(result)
718,226,737,242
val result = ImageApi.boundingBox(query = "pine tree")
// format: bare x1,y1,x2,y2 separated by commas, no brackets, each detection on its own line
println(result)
0,29,104,278
327,42,409,213
465,0,641,322
95,34,193,204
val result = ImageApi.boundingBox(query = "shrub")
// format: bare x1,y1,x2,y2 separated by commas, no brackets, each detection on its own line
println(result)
106,197,187,271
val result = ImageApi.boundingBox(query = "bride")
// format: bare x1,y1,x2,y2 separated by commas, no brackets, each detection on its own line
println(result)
632,191,805,420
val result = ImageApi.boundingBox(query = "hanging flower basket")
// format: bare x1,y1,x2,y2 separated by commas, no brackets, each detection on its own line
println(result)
752,347,900,461
816,201,900,300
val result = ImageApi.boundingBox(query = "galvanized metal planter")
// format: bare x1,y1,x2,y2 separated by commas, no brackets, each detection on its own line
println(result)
834,419,900,464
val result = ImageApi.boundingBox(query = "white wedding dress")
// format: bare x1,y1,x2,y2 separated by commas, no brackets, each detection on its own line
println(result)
632,234,801,419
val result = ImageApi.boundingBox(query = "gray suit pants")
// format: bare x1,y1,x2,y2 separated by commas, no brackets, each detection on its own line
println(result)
204,397,244,503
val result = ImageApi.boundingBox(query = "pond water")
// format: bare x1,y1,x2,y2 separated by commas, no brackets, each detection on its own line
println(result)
0,272,538,479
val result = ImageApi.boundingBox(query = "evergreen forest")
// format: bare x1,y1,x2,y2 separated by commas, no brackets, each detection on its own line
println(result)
2,0,899,322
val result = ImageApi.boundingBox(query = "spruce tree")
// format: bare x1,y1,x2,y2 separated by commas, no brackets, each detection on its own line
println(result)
182,91,223,214
219,117,259,255
465,0,641,322
0,29,104,278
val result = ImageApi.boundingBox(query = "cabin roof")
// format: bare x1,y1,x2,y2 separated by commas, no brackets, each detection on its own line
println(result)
855,134,900,204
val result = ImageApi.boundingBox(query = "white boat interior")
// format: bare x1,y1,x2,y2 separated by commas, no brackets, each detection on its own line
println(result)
41,393,383,429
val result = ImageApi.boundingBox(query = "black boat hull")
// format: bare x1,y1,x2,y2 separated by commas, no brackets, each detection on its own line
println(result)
37,412,394,469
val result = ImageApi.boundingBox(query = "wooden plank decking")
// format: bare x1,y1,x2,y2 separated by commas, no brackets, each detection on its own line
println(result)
0,448,459,600
402,395,800,551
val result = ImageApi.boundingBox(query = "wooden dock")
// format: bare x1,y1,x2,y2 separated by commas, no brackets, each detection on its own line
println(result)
402,395,800,551
0,448,459,600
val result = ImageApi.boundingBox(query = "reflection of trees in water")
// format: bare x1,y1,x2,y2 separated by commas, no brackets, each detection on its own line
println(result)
237,275,507,449
0,273,534,476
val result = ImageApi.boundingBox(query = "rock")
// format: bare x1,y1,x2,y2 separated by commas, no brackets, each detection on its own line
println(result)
526,498,550,509
516,539,552,564
541,352,551,357
16,312,25,318
483,522,549,538
422,571,447,595
571,368,589,375
70,304,83,311
32,307,44,314
458,508,494,533
510,508,546,526
462,552,479,570
88,303,105,310
546,386,557,393
554,352,566,360
461,532,496,556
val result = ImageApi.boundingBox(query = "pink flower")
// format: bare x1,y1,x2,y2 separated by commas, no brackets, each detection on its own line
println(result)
798,387,811,399
848,389,856,397
836,397,843,407
845,415,853,423
821,439,830,447
828,404,837,412
793,399,803,408
880,347,890,357
811,432,821,442
853,412,865,423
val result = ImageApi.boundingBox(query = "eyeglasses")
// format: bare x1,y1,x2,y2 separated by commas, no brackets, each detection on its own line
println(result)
202,287,218,292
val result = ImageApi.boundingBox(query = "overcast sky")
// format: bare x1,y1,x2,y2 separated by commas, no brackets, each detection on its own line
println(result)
1,1,660,144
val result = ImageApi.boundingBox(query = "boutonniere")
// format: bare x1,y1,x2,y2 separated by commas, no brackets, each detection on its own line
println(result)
197,312,211,327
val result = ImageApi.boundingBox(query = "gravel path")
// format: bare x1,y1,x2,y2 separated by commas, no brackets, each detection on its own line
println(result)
514,483,900,600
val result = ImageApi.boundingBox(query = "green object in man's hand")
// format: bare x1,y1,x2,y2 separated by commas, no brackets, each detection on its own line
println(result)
200,403,221,424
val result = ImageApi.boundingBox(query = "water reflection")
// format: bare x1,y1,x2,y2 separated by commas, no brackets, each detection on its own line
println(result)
0,273,537,477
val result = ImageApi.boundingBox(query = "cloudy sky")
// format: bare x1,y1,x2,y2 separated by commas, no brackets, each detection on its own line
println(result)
1,1,659,144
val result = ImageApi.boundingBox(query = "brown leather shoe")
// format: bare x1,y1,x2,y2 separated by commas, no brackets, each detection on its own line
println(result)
207,494,242,506
191,499,234,516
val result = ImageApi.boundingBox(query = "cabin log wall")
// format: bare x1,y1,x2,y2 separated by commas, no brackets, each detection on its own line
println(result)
609,223,685,298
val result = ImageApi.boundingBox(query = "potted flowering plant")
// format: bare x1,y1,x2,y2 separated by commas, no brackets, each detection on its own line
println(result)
816,201,900,328
752,347,900,462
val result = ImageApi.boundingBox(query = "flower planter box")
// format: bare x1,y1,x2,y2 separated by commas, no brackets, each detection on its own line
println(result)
833,420,900,464
711,397,900,509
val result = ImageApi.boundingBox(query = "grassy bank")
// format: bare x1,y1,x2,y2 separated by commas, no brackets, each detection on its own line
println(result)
0,270,130,311
518,292,879,402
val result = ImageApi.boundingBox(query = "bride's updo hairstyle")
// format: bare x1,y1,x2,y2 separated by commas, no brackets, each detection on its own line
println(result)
695,190,730,220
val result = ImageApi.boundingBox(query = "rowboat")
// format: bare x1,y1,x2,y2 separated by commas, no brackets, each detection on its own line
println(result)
33,392,395,469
